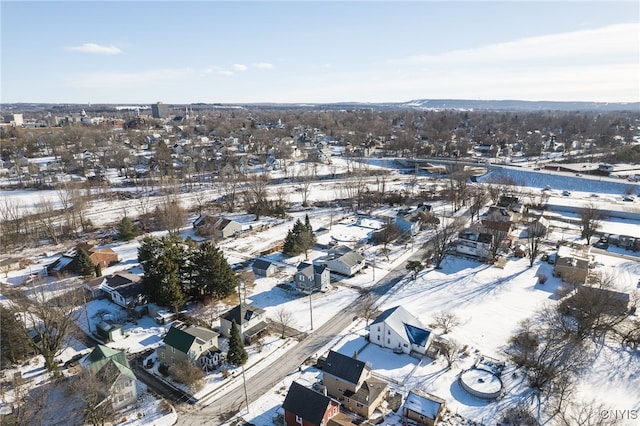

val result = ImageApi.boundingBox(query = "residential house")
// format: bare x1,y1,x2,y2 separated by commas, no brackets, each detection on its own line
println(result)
316,245,365,277
282,381,348,426
294,262,331,293
219,303,269,344
368,306,433,355
156,325,221,370
84,272,145,308
48,243,119,274
252,259,278,277
553,242,591,284
193,214,242,239
77,242,120,268
394,210,421,235
83,345,137,410
527,216,550,237
455,232,493,260
322,350,389,419
403,389,446,426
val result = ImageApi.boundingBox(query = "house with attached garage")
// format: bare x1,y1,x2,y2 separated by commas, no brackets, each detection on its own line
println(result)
84,272,145,308
368,306,433,355
322,350,389,419
156,324,222,370
219,303,269,344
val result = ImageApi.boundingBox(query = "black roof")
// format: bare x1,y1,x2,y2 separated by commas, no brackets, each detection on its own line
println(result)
282,382,333,425
252,259,273,271
221,303,265,324
323,350,367,385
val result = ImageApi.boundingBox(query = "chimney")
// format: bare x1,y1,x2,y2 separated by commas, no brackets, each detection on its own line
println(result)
353,350,358,360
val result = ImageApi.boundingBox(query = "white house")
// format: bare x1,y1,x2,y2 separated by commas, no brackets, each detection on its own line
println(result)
368,306,433,355
316,245,365,277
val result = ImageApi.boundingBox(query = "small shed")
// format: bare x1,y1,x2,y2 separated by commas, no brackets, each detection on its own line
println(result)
252,259,278,277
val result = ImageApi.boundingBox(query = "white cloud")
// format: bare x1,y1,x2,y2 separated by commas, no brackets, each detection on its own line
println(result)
65,43,122,55
72,68,193,88
395,23,638,68
233,64,248,71
252,62,273,69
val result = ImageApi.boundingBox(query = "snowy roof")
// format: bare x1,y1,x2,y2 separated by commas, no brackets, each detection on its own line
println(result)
371,306,431,347
404,389,445,418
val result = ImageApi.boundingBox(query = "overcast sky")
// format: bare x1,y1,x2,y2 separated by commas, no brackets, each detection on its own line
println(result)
1,1,638,104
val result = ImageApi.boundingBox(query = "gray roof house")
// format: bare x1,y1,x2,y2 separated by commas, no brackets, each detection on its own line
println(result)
316,245,365,277
294,262,330,294
85,272,145,308
322,350,388,419
368,306,433,355
219,303,269,344
252,259,277,277
193,214,242,239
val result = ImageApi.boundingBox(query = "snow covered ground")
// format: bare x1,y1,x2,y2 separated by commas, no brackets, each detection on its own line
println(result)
3,160,640,425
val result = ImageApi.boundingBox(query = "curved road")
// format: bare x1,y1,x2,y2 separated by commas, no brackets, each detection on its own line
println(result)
175,256,413,425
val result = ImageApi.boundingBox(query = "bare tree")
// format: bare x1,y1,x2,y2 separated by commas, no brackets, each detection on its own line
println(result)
273,306,295,339
33,199,60,244
244,173,269,220
440,339,460,368
297,163,313,207
431,311,461,334
155,195,186,235
218,170,242,212
425,216,466,269
526,221,546,267
3,281,82,372
577,204,604,243
358,292,378,327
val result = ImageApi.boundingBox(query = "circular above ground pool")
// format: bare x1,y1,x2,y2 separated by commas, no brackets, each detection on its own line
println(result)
459,368,503,400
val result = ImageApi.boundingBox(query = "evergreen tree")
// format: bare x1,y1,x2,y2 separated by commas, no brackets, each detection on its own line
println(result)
118,216,136,241
140,236,187,311
74,248,95,277
192,241,238,300
283,216,316,259
0,306,32,368
94,263,102,277
227,320,248,366
283,228,297,256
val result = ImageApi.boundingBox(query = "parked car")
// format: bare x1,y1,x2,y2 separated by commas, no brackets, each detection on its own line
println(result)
623,195,635,202
562,190,571,196
547,252,557,264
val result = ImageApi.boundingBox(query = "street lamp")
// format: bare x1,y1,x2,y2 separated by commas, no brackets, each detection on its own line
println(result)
309,290,314,331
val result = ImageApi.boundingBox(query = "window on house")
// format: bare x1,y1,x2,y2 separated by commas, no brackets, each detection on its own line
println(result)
377,335,380,341
377,326,380,332
387,330,390,335
419,415,424,420
295,415,303,424
356,402,363,408
171,346,175,353
387,338,390,344
171,356,175,364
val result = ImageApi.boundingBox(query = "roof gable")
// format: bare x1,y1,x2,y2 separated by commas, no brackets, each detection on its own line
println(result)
282,382,333,424
163,326,196,353
324,350,367,385
221,303,265,325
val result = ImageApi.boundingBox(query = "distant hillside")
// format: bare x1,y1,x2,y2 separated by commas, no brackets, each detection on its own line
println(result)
403,99,640,112
2,99,639,113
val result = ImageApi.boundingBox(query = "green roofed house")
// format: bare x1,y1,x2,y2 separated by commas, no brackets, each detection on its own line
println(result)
156,325,222,371
82,345,137,410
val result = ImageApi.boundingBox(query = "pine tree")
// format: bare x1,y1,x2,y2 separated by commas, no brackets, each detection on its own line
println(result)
227,320,248,366
283,228,297,256
118,216,136,241
94,263,102,277
193,241,238,300
74,248,95,277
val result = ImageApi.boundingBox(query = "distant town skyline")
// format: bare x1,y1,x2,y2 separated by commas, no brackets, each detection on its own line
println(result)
1,1,638,104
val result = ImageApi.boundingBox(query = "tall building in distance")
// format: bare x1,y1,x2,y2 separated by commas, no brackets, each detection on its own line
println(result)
151,102,169,119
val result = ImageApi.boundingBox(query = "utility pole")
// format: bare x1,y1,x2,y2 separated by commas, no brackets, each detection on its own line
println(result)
309,290,314,331
237,283,250,415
